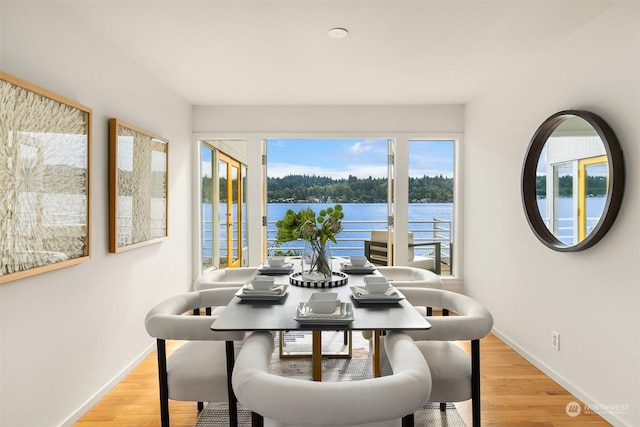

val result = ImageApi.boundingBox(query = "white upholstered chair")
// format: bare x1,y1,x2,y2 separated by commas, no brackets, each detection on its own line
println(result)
388,287,494,427
232,330,432,427
193,267,258,315
376,266,441,289
144,287,245,427
194,266,258,290
376,266,442,316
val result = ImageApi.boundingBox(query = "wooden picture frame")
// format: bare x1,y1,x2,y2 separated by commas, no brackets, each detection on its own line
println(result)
109,119,168,253
0,72,92,284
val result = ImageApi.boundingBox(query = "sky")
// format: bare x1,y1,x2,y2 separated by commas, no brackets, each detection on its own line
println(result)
267,138,454,179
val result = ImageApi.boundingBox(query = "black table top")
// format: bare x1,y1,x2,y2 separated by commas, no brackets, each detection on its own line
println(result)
210,258,431,332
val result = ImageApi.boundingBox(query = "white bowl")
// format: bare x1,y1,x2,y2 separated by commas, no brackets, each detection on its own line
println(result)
349,256,368,267
267,256,286,267
251,275,275,290
363,276,390,294
308,292,338,314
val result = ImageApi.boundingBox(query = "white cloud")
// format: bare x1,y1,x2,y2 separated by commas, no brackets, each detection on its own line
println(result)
348,141,371,154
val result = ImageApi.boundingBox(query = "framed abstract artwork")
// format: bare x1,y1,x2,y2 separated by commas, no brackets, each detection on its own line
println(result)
109,119,168,253
0,72,92,284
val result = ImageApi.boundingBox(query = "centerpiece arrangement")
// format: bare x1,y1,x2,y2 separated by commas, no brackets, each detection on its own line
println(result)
275,204,344,281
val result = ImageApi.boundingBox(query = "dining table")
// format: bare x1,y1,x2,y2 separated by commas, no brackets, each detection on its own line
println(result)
210,257,431,426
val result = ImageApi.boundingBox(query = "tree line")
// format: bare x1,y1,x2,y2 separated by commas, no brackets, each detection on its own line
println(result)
535,175,607,198
268,174,454,203
201,174,454,203
203,173,606,203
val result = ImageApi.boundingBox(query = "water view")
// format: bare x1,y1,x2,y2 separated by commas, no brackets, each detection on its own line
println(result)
203,202,454,260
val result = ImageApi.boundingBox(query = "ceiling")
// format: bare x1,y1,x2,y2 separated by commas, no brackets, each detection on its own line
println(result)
63,1,615,106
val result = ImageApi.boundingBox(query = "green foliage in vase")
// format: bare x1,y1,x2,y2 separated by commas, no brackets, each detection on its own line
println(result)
275,204,344,245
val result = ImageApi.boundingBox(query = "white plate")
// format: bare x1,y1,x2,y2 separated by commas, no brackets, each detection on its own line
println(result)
294,301,354,324
258,263,294,275
349,286,404,303
235,284,288,300
262,262,293,269
340,262,377,274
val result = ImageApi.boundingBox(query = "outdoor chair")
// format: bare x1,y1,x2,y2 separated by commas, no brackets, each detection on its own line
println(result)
365,231,441,274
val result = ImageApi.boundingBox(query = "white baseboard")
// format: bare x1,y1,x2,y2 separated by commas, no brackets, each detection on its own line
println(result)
491,328,628,427
58,342,156,427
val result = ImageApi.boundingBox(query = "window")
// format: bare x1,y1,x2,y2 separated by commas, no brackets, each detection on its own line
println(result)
264,138,391,259
408,140,455,275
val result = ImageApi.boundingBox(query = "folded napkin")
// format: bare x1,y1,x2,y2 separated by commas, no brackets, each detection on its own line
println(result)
262,262,293,270
355,286,397,298
243,284,285,295
341,262,373,269
304,305,344,318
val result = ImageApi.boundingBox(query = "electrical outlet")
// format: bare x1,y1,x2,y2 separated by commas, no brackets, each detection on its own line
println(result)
552,331,560,351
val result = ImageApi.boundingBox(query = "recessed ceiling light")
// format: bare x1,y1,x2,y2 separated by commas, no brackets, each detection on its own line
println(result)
328,28,349,39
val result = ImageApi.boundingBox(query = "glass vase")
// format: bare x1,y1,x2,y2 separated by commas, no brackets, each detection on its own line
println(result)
301,240,332,281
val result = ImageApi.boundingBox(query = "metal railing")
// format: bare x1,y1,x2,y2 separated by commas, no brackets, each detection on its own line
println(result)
203,218,452,271
542,216,600,246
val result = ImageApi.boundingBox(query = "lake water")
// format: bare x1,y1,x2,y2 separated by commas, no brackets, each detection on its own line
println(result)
204,202,454,258
203,197,607,258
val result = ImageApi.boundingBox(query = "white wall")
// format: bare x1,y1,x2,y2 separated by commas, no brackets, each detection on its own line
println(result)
1,2,193,426
464,2,639,426
193,105,465,134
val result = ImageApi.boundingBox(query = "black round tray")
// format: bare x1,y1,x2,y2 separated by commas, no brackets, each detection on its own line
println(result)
289,271,349,288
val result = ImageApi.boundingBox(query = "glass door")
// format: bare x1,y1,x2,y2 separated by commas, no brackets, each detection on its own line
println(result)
578,155,607,241
549,162,576,245
201,144,215,271
385,139,395,266
218,152,243,268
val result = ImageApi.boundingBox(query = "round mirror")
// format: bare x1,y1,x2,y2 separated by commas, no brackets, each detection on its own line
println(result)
521,110,625,251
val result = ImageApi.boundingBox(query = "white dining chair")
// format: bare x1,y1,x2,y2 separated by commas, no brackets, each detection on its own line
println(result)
193,266,257,314
375,266,441,288
144,287,245,427
388,287,494,427
232,330,432,427
376,266,442,316
194,266,258,290
361,265,444,345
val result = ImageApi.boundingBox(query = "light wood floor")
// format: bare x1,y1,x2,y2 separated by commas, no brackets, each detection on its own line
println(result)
74,333,610,426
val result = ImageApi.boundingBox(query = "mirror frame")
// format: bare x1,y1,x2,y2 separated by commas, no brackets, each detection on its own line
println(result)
521,110,625,252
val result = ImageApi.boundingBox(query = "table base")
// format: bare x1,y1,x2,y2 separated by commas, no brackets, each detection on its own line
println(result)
278,330,353,359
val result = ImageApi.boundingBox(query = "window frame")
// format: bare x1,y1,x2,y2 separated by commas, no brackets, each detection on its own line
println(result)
194,133,463,285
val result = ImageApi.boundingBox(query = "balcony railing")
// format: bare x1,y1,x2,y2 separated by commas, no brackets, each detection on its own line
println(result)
203,218,452,273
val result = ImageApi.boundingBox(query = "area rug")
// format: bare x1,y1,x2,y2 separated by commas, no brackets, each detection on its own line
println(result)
196,401,464,427
195,331,466,426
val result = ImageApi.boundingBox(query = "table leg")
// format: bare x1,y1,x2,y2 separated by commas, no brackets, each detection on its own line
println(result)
225,341,238,427
372,330,381,378
312,330,322,381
